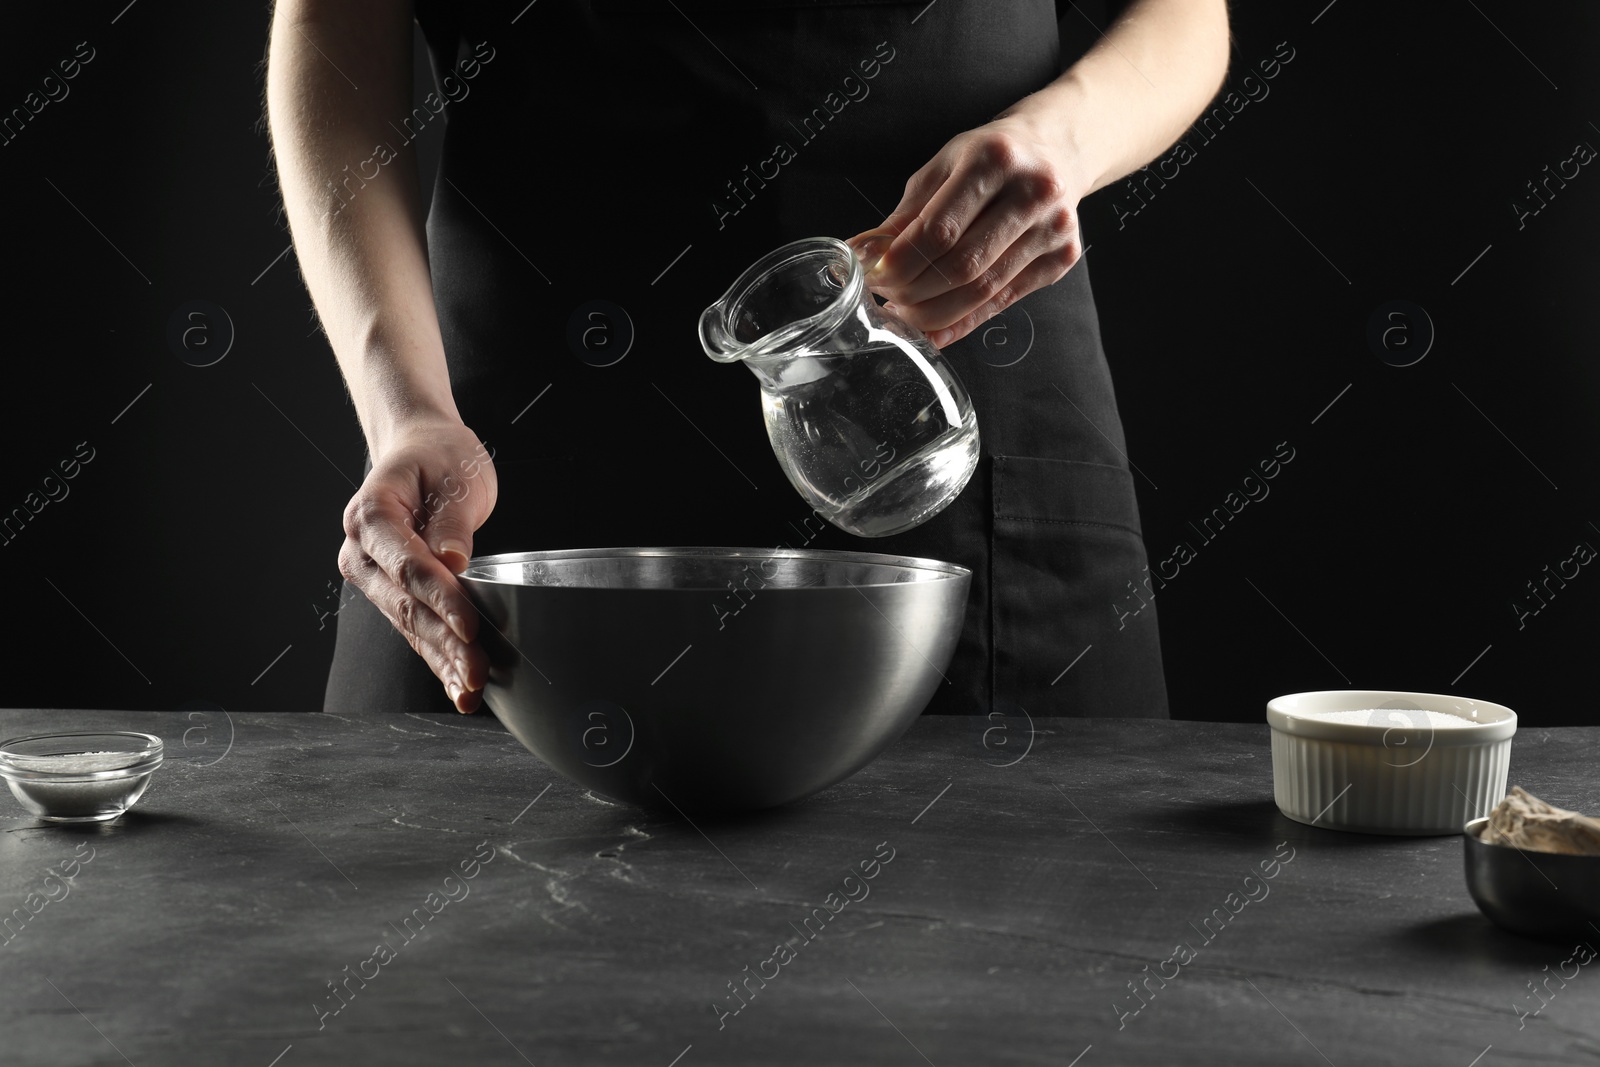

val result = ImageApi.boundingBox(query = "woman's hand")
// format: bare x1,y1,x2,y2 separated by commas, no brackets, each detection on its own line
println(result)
846,114,1087,348
337,418,499,712
845,0,1230,348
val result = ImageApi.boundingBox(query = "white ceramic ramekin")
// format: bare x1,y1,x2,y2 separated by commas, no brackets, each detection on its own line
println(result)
1267,690,1515,835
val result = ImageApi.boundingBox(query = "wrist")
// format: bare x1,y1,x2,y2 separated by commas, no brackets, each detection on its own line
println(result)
352,357,463,463
363,398,464,462
344,319,464,461
995,74,1108,197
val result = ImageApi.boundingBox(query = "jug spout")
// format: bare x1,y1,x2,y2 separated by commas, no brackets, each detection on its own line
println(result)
697,299,745,365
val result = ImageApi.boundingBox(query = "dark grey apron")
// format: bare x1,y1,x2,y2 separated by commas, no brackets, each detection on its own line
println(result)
325,0,1169,719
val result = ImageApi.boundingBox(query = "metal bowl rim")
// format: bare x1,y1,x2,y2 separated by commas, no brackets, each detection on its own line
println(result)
460,546,972,588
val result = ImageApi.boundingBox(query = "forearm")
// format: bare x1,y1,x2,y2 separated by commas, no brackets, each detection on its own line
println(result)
1002,0,1231,196
266,0,459,459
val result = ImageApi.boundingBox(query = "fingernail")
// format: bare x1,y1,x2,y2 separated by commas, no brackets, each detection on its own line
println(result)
930,328,954,347
455,657,472,689
447,611,469,642
854,233,894,274
438,540,470,571
447,682,463,706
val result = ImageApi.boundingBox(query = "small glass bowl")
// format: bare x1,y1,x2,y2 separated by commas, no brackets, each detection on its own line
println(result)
0,732,164,823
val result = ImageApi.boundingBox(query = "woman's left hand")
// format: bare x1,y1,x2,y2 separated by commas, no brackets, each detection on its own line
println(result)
846,114,1087,348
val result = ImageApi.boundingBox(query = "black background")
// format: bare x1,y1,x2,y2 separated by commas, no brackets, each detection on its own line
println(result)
2,1,1595,724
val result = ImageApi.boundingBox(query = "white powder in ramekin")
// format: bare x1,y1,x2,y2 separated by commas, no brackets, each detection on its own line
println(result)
1290,708,1487,727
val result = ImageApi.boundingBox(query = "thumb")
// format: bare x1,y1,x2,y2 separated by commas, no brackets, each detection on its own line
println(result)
846,165,945,285
844,226,900,275
425,508,476,575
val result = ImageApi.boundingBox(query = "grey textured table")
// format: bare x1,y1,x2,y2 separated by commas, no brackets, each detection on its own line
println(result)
2,710,1597,1066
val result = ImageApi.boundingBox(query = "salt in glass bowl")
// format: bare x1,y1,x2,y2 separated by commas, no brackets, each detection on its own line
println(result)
0,732,164,823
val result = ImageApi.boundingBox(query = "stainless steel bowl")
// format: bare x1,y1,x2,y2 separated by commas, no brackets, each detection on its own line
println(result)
459,547,971,812
1463,816,1600,938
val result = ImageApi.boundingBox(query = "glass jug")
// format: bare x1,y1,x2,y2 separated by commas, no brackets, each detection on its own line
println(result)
698,236,980,538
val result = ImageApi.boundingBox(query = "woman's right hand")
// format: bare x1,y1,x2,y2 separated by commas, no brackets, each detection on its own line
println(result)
337,418,499,712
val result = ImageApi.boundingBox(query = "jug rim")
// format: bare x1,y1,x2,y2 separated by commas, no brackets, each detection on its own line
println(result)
699,236,863,364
